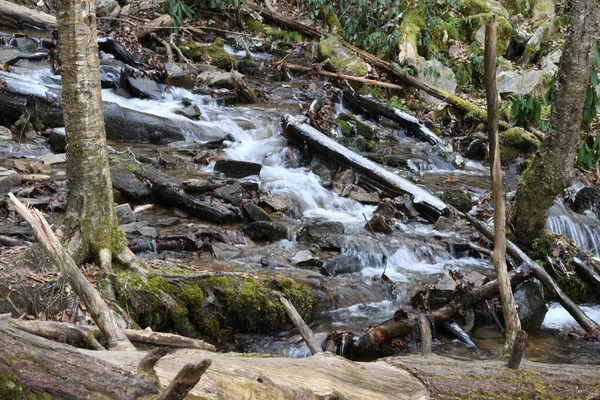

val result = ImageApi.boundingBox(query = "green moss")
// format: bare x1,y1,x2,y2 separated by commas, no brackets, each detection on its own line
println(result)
337,119,353,136
326,12,344,37
461,0,492,14
499,128,541,162
282,31,303,42
0,373,22,400
180,38,234,71
280,278,313,318
242,14,263,34
468,14,512,56
318,36,368,76
397,7,425,60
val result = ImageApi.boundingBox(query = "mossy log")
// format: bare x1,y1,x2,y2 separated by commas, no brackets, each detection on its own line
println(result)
386,354,600,400
0,321,160,399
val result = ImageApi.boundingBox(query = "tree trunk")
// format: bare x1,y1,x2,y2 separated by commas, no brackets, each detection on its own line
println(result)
511,0,600,244
484,20,521,355
57,0,126,264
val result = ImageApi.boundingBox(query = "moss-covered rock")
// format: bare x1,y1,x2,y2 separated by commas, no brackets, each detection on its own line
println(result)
441,188,473,213
532,0,555,20
326,12,345,37
180,38,234,71
397,6,425,66
520,19,559,66
499,127,541,162
317,36,369,77
336,119,353,136
242,13,263,34
462,0,509,18
469,13,512,56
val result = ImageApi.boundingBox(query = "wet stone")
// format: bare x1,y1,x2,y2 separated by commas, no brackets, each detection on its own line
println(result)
214,182,244,206
429,272,457,308
0,169,21,191
115,203,136,225
365,214,393,234
441,188,473,213
242,221,288,242
41,153,66,165
350,192,380,204
321,253,363,276
260,194,288,212
214,159,262,178
243,203,271,222
124,75,162,100
111,164,153,201
514,280,547,330
165,63,196,88
45,128,66,153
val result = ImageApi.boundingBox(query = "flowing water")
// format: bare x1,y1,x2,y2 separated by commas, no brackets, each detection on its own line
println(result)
98,83,600,364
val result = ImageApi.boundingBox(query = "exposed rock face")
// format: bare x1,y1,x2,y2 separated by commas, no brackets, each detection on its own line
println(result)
317,36,368,77
416,57,457,105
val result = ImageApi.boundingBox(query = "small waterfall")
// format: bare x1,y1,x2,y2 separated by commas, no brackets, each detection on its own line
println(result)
547,200,600,258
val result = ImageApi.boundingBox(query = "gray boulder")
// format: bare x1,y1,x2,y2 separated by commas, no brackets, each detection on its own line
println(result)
197,70,244,89
416,57,457,105
497,70,552,97
242,221,288,242
514,281,547,330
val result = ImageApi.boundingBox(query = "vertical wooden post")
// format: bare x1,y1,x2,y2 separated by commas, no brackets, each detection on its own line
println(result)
484,19,523,356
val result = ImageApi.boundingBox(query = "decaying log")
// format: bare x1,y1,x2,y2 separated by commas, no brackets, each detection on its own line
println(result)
0,321,159,399
462,212,600,336
354,264,532,356
7,194,136,351
158,360,212,400
0,0,57,31
277,292,323,355
138,14,173,38
6,319,216,351
342,90,440,145
282,114,448,221
111,153,240,224
507,330,527,369
485,20,521,354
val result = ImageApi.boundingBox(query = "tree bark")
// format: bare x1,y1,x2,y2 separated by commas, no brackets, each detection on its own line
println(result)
511,0,600,243
57,0,126,264
484,20,521,355
0,0,57,31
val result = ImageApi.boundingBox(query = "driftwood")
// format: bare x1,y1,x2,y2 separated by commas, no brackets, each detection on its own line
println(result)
138,14,173,38
342,90,440,145
485,20,521,354
281,114,448,221
441,320,478,350
158,360,212,400
0,0,57,31
277,292,323,355
462,212,600,336
111,153,240,224
352,264,532,356
7,319,216,351
7,194,136,351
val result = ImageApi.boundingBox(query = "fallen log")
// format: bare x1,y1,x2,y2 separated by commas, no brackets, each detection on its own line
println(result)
353,264,532,357
111,153,240,224
441,320,478,350
8,194,136,351
277,292,322,355
572,257,600,295
281,114,448,221
462,212,600,337
7,319,216,351
342,90,440,145
0,0,57,32
137,14,173,38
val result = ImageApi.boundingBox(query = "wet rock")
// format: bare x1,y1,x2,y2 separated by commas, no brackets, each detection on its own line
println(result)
260,194,289,212
110,164,152,201
320,254,363,276
123,75,162,100
45,128,66,153
0,169,21,191
120,222,157,238
350,192,380,204
0,48,19,64
374,197,409,220
214,182,244,206
317,36,368,77
214,159,262,178
99,63,123,88
173,104,202,120
567,183,598,215
193,151,217,165
165,63,196,88
242,221,288,242
290,249,317,266
513,280,547,330
365,214,393,234
197,70,244,90
211,241,240,260
0,126,12,140
115,203,135,225
41,153,66,165
243,203,271,222
429,272,457,308
441,188,472,213
240,176,260,192
335,169,356,185
465,139,487,161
